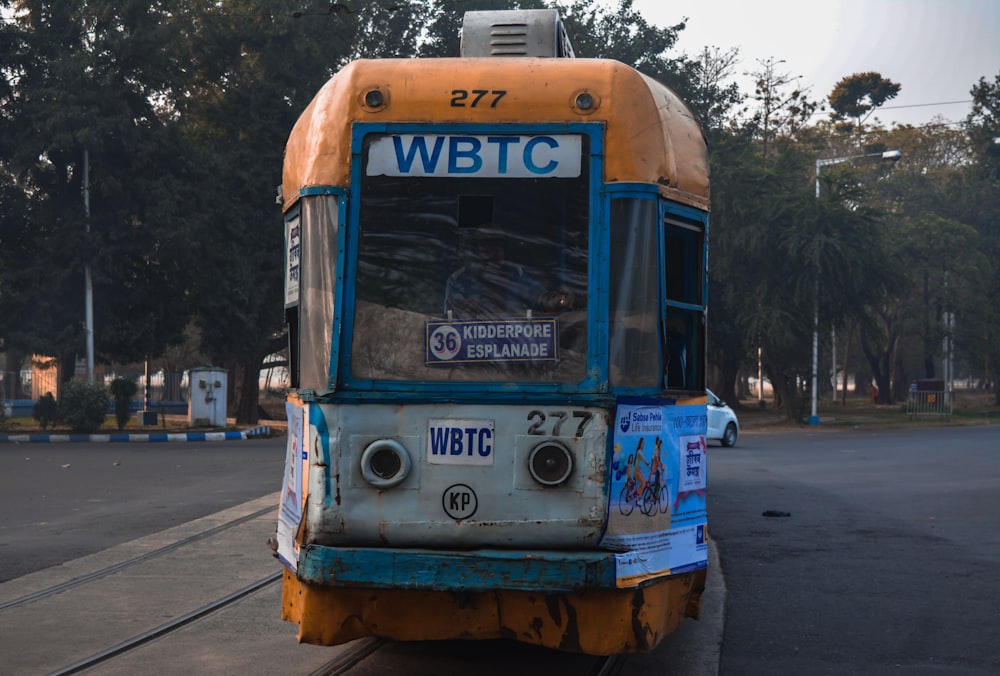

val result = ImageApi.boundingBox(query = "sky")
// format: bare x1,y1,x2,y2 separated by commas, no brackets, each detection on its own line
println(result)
627,0,1000,130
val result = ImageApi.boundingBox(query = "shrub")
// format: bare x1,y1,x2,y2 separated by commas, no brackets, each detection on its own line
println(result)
33,392,59,430
109,377,138,431
59,380,110,433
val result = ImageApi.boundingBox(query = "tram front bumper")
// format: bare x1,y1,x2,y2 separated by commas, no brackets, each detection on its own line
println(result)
283,546,707,654
296,543,618,592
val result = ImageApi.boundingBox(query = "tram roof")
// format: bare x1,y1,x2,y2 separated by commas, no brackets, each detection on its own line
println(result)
282,58,709,211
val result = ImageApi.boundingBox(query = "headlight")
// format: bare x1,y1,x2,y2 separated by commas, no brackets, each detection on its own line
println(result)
528,442,573,486
360,439,411,488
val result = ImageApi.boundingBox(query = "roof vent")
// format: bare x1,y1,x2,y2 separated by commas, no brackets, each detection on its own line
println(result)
461,9,575,58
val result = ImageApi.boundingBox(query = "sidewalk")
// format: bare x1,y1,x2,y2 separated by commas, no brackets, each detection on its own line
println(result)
0,426,272,443
0,415,275,443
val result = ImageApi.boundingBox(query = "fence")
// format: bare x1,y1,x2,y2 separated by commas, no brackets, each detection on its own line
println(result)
906,379,952,418
0,371,32,401
1,368,189,415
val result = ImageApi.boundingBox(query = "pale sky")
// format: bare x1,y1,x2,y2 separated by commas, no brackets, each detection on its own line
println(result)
628,0,1000,130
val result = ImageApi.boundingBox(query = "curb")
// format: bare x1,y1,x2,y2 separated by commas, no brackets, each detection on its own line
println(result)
0,425,271,443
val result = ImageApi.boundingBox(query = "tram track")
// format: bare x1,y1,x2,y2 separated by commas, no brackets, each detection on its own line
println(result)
0,494,300,675
49,604,624,676
307,638,387,676
0,491,700,675
48,572,282,675
0,504,276,614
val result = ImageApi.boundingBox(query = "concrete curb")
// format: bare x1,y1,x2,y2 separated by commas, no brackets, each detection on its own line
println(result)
0,425,271,443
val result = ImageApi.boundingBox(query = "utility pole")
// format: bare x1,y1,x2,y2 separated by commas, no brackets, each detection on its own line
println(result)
83,149,95,385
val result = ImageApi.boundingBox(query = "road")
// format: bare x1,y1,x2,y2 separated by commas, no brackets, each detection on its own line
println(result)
712,424,1000,675
0,438,285,582
1,425,998,674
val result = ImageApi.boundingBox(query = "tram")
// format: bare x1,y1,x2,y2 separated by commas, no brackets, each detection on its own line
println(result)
274,9,710,655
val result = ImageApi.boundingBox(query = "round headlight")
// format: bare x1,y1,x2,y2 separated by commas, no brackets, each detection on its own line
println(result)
361,439,411,488
528,442,573,486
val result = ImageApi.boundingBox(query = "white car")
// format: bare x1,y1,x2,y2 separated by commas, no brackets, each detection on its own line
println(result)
706,389,739,447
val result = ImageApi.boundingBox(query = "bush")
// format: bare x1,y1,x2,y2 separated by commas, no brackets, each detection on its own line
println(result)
59,380,110,433
33,392,59,430
109,377,138,431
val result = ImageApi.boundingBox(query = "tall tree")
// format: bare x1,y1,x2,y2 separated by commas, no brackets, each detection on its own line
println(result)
747,57,818,167
178,0,425,423
686,45,743,138
869,121,994,402
0,0,203,382
967,73,1000,179
895,215,985,380
707,62,820,411
828,71,901,133
964,73,1000,401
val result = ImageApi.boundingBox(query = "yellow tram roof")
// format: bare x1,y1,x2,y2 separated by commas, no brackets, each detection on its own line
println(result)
282,58,709,211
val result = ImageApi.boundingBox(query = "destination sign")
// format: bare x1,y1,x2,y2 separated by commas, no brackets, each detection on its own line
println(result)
425,318,559,365
367,134,582,178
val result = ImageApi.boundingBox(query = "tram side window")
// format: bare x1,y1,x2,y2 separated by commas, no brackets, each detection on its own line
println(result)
664,218,704,305
662,215,706,391
293,196,339,392
608,198,659,389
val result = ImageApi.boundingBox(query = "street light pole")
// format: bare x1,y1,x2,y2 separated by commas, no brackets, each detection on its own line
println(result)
83,149,95,385
811,149,901,425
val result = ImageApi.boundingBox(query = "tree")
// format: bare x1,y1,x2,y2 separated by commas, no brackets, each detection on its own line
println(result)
967,73,1000,179
709,134,816,420
964,73,1000,400
897,215,985,377
828,71,901,132
686,45,744,138
177,0,426,423
868,121,995,403
706,62,820,412
559,0,698,97
0,0,204,380
747,57,818,167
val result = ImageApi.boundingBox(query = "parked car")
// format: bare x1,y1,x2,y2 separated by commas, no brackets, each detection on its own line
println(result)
706,389,739,446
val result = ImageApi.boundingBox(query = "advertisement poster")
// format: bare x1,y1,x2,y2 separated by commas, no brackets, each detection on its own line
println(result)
276,401,306,571
601,400,708,587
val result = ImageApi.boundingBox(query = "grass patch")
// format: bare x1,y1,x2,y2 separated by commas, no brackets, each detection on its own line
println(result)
735,390,997,430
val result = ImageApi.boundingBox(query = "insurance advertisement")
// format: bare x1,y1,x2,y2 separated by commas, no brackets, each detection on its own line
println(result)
602,400,708,587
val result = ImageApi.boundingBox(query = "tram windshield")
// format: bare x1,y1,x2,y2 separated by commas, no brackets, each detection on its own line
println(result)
350,133,590,383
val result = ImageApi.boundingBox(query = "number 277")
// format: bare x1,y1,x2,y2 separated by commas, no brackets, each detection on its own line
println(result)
527,411,593,437
450,89,507,107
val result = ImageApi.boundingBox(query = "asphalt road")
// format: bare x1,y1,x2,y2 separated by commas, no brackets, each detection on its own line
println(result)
0,438,285,582
2,426,998,675
712,424,1000,675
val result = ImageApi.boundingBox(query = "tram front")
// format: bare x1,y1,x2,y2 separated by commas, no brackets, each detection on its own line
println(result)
275,10,710,657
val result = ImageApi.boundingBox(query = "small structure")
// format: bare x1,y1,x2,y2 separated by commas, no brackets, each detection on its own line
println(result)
906,379,952,418
188,367,228,427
